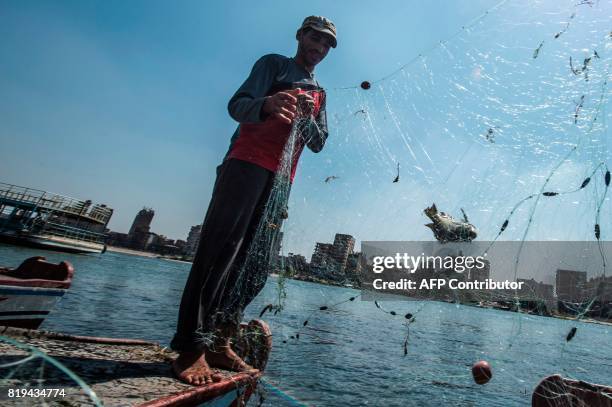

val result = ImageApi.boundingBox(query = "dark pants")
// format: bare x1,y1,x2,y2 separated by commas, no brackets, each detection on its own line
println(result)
170,159,279,352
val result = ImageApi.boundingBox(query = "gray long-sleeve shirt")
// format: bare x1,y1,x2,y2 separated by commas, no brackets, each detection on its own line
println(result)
225,54,329,157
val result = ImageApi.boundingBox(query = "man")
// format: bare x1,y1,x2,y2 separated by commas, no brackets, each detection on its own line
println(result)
171,16,337,385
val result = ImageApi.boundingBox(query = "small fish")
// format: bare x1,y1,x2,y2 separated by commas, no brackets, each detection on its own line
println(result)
424,203,478,242
259,304,274,318
566,327,577,342
324,175,339,183
580,177,591,189
533,41,545,58
570,57,581,75
574,95,585,124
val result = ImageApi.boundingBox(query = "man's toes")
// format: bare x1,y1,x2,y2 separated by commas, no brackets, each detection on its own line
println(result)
212,373,224,382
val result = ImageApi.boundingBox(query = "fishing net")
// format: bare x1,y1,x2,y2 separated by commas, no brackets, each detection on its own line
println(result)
243,1,612,405
2,1,611,405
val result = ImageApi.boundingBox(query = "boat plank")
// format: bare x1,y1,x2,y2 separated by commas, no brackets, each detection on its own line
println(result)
0,326,264,406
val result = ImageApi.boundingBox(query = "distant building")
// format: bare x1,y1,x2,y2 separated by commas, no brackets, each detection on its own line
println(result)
185,224,203,258
128,207,154,250
556,269,587,302
105,231,130,247
175,239,186,252
285,252,309,276
145,232,161,250
310,233,356,281
332,234,355,271
584,275,612,301
467,259,490,282
345,252,364,282
517,278,554,301
311,242,335,268
584,275,612,319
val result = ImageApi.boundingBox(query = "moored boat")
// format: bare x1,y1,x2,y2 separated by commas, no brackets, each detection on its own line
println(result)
0,182,113,254
0,256,74,329
532,374,612,407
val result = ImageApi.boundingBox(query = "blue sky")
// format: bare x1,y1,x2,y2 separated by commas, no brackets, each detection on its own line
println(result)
1,0,610,259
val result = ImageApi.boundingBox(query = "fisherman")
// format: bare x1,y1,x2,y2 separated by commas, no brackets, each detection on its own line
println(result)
170,16,337,385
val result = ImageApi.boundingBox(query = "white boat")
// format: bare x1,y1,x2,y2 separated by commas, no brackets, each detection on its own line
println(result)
0,182,113,254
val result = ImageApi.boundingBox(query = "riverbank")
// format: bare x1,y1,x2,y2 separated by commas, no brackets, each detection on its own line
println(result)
105,246,158,258
2,244,610,406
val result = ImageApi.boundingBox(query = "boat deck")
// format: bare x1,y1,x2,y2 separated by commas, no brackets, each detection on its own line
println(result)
0,326,268,406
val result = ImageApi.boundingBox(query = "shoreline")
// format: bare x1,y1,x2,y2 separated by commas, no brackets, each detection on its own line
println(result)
106,246,192,264
103,252,612,327
105,246,158,258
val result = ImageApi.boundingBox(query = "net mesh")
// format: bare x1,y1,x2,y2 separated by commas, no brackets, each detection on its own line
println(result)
248,0,612,405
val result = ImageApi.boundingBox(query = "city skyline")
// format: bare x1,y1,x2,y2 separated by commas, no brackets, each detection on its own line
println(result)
2,1,611,258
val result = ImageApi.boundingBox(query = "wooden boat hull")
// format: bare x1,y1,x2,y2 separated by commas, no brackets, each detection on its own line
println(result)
0,257,74,329
532,374,612,407
0,320,272,406
0,285,67,329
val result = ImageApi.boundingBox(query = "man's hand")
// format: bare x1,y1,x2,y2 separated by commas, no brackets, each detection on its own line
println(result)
262,90,299,124
297,92,315,117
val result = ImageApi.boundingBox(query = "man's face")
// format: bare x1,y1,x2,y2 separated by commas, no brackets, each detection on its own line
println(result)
298,29,333,66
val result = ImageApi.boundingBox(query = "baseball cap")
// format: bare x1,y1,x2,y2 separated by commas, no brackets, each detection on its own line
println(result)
299,16,337,48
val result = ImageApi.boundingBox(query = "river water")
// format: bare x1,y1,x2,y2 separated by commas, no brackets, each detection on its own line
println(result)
1,244,610,406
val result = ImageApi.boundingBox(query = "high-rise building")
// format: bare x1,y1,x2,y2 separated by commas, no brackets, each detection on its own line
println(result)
556,269,587,302
468,259,490,282
517,278,554,302
345,252,364,281
311,242,334,267
310,233,356,281
286,252,309,276
128,207,154,250
185,224,203,258
332,233,355,271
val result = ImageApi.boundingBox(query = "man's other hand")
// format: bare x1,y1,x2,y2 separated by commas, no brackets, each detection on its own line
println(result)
262,90,299,124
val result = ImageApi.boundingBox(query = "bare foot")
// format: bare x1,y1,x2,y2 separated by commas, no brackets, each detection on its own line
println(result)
205,346,258,373
172,351,222,385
